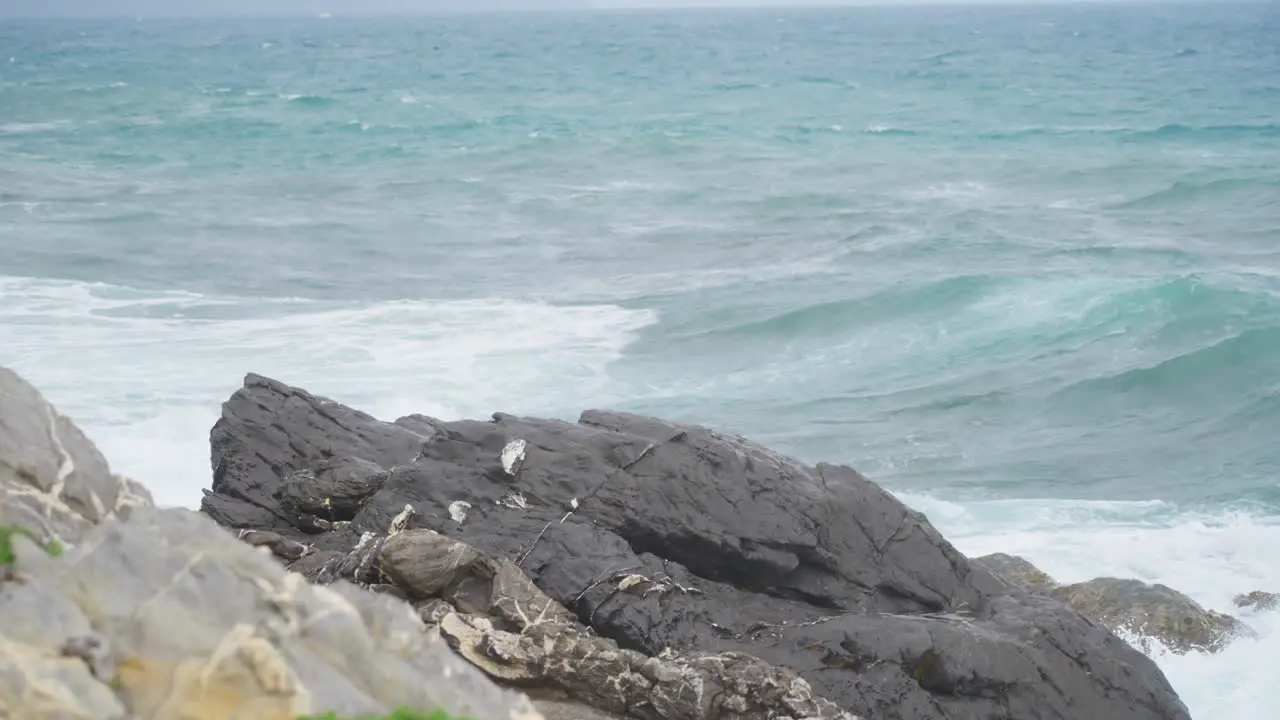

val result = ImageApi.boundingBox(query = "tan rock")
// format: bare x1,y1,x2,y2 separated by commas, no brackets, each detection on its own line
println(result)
971,552,1059,595
0,365,544,720
0,367,153,550
974,552,1253,654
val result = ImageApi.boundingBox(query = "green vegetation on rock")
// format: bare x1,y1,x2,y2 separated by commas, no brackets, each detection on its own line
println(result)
299,708,471,720
0,523,63,566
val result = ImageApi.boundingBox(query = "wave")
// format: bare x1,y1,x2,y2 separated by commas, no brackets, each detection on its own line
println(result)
1048,325,1280,404
978,123,1280,142
0,120,74,135
862,125,917,136
43,208,172,225
280,93,338,107
1128,123,1280,141
756,122,1280,142
0,274,659,507
685,274,998,342
1109,177,1280,210
896,491,1280,720
920,49,968,64
711,81,769,91
675,274,1280,361
1074,275,1275,329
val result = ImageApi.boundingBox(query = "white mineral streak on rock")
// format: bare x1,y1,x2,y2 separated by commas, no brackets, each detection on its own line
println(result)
501,439,527,477
448,501,472,524
388,504,416,535
498,489,528,510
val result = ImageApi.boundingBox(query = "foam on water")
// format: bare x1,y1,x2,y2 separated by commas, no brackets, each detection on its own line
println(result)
0,275,657,507
5,269,1273,719
3,6,1279,716
902,491,1280,720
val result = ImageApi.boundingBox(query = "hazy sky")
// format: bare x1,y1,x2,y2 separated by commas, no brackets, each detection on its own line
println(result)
0,0,1151,18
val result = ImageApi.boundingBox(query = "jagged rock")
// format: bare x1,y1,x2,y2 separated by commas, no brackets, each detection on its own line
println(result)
971,552,1059,595
382,529,856,720
0,366,544,720
1049,577,1253,654
236,529,312,562
277,457,389,532
1233,590,1279,612
416,598,457,626
975,552,1253,654
442,611,854,720
298,523,857,720
202,374,1195,720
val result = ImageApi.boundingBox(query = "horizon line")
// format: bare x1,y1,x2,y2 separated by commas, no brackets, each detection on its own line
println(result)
0,0,1260,21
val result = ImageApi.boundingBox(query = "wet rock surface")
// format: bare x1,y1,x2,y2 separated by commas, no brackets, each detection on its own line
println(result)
974,552,1255,654
203,373,1194,720
969,552,1058,596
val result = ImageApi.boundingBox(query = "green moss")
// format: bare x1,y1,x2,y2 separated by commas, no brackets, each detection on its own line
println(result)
298,708,472,720
0,523,63,567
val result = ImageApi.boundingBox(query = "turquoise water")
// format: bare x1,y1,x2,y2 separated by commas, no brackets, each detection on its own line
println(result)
2,4,1279,715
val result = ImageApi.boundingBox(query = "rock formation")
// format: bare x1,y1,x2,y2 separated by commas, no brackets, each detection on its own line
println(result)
201,373,1194,720
0,367,540,720
972,553,1255,654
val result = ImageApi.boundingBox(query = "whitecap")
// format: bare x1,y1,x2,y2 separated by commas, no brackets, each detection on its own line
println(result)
896,491,1280,720
0,275,658,509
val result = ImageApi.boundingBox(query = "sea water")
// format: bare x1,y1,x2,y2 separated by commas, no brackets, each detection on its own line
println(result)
2,3,1278,716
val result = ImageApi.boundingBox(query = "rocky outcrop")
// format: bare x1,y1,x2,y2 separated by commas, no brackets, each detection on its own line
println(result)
384,524,853,720
968,552,1057,596
0,367,541,720
973,553,1253,654
202,373,1194,720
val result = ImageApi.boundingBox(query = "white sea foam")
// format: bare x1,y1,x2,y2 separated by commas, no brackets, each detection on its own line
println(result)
0,120,74,135
899,491,1280,720
1,273,1274,717
0,275,657,508
905,180,991,201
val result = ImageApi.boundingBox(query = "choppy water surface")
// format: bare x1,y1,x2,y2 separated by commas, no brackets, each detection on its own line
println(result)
2,4,1279,715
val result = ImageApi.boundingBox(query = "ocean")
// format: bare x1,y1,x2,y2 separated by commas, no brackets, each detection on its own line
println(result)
2,2,1277,715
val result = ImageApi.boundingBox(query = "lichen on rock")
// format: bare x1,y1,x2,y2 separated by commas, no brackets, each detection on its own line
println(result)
974,552,1254,654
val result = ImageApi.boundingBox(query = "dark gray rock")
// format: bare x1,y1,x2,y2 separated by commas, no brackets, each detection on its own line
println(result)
277,456,389,529
390,528,856,720
203,374,1193,720
205,373,427,529
235,529,312,562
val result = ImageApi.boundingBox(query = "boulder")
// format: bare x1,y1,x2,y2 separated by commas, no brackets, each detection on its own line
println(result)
0,366,542,720
974,553,1254,654
970,552,1058,595
202,373,1195,720
1049,578,1251,655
